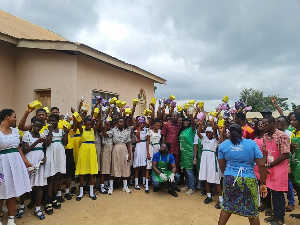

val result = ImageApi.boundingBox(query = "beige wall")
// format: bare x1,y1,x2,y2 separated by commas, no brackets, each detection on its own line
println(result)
0,40,15,108
13,48,78,120
0,41,156,122
77,55,154,115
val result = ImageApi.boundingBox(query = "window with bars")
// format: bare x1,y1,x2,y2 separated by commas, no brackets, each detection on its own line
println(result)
91,90,118,107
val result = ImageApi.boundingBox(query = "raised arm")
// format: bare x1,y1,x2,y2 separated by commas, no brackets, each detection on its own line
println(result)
18,106,34,131
157,105,162,121
197,121,204,139
189,112,196,131
271,96,284,116
209,116,219,141
94,113,102,131
78,98,83,112
218,126,225,144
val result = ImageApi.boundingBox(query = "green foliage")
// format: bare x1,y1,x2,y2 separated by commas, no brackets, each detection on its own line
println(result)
239,88,289,112
154,85,157,93
291,102,297,111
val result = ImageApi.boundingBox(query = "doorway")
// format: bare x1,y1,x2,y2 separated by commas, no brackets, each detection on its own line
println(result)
35,89,51,109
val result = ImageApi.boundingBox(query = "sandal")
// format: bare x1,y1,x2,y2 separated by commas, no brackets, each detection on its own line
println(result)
44,204,53,215
52,200,61,209
89,195,97,200
15,207,25,219
35,209,46,220
265,208,273,216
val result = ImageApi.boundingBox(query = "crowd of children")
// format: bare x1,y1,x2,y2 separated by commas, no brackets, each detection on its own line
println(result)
0,95,300,225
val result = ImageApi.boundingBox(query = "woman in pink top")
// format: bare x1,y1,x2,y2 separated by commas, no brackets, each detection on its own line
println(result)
254,121,265,179
253,120,272,216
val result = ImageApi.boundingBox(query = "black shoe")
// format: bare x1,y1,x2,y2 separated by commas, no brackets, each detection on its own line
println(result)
27,201,35,209
44,204,53,215
76,195,83,201
56,196,65,203
215,201,221,209
201,189,207,196
168,189,178,197
290,214,300,219
153,187,159,192
99,188,108,194
174,186,181,192
70,187,77,195
52,200,61,209
89,195,97,200
145,190,149,194
204,197,213,204
264,216,276,223
64,193,72,200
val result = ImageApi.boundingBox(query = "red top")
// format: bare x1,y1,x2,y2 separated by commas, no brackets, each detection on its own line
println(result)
161,121,181,155
242,124,255,140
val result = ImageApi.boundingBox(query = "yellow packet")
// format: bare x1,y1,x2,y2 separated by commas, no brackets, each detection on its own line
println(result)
121,101,127,108
169,95,176,100
93,108,99,118
43,107,50,114
115,100,122,108
110,97,118,104
177,105,183,112
150,97,157,106
198,102,204,108
28,100,42,110
73,112,82,122
218,119,225,127
209,111,217,117
222,95,229,103
125,108,132,115
188,100,196,105
62,120,71,130
133,99,139,106
184,103,189,110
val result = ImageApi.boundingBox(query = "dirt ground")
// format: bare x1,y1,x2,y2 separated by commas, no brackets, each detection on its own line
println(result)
2,186,300,225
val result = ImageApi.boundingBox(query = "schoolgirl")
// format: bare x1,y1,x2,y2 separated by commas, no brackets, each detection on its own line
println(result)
99,121,113,194
108,118,132,195
43,114,68,215
16,118,47,220
145,118,161,193
0,109,31,225
75,116,101,201
198,117,224,209
133,117,148,190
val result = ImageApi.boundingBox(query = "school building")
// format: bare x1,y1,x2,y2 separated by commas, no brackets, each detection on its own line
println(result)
0,10,165,119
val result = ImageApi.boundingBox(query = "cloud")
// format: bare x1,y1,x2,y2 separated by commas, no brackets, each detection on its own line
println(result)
1,0,100,40
1,0,300,111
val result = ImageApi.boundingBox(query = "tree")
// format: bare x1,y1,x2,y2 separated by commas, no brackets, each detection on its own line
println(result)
291,102,299,112
239,88,289,112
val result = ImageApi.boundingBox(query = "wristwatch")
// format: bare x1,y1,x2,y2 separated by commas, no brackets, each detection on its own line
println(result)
268,163,274,168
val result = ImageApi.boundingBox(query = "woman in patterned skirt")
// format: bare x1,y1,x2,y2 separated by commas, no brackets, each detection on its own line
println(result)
217,124,268,225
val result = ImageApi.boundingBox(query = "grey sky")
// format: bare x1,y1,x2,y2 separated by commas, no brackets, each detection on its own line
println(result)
1,0,300,111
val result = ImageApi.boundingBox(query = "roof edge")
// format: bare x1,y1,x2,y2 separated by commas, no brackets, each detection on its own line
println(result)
0,33,18,44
